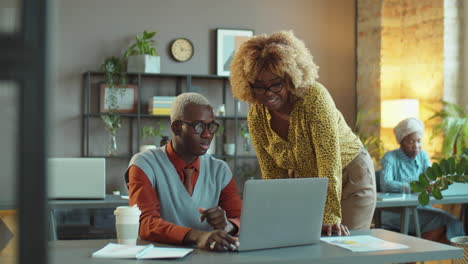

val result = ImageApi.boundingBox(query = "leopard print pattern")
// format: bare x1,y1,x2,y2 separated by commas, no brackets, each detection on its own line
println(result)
248,82,362,225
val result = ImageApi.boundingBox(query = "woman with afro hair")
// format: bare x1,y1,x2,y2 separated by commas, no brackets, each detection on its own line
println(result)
230,31,376,235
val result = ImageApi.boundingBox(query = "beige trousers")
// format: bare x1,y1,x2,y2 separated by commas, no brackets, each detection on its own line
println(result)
341,149,377,230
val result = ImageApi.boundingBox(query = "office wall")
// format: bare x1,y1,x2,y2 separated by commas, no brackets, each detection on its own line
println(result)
48,0,357,191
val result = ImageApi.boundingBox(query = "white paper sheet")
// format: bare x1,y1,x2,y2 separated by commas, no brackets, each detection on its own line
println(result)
320,235,409,252
92,243,193,259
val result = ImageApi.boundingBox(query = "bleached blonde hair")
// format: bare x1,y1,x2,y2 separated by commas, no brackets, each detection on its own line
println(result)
229,30,319,104
170,92,211,122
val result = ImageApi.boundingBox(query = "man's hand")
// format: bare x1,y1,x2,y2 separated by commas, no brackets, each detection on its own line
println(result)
198,207,230,231
183,229,239,251
321,223,350,236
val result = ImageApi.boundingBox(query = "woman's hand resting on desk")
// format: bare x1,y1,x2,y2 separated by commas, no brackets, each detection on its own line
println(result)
322,223,350,236
183,229,239,252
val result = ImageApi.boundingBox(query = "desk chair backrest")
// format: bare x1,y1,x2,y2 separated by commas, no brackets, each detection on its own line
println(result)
375,170,382,192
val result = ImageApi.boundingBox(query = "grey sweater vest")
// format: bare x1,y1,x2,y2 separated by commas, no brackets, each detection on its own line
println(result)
127,147,232,231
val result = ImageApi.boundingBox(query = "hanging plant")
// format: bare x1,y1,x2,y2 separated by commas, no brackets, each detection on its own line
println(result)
100,56,127,155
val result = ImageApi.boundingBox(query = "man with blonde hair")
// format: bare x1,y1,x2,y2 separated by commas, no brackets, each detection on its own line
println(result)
125,92,241,251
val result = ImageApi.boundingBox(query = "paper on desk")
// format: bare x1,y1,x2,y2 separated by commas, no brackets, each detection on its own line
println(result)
320,235,409,252
91,243,193,259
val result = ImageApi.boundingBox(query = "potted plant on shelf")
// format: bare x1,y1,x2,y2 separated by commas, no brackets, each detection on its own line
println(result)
239,123,252,153
125,30,160,73
140,122,167,152
207,124,224,155
427,100,467,160
101,56,127,156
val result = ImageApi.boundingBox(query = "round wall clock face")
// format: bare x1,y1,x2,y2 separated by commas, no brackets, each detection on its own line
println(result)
170,38,194,62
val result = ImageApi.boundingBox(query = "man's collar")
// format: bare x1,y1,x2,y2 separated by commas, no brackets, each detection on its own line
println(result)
166,140,200,170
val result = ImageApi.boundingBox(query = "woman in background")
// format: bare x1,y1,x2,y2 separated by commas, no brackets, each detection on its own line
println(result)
380,117,464,243
229,31,376,235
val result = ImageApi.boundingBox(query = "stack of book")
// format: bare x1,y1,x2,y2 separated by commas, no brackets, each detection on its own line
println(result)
149,96,176,115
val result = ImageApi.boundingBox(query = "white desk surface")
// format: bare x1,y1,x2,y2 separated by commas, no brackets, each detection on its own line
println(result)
6,229,453,264
376,193,468,208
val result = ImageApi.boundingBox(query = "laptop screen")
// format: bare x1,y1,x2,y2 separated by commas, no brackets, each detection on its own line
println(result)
237,178,328,251
47,158,106,199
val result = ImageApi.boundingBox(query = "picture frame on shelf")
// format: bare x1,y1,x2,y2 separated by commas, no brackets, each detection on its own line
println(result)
99,83,138,113
216,28,254,76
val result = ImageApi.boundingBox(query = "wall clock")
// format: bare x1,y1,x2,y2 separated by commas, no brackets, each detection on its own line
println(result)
170,38,194,62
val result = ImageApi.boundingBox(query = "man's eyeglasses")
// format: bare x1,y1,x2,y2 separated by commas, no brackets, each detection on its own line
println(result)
251,81,284,95
178,120,220,134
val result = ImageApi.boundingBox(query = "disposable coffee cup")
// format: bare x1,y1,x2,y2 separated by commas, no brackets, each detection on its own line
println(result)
114,205,141,245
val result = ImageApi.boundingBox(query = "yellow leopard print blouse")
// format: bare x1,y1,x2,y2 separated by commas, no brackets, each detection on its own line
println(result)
248,82,362,224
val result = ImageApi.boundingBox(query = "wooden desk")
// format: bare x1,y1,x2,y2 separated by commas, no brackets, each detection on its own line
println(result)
375,193,468,237
48,195,129,240
37,229,464,264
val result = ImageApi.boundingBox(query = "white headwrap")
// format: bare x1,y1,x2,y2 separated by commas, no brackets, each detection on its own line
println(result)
394,118,424,144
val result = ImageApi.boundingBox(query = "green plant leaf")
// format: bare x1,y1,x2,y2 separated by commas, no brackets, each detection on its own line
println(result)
425,167,437,181
448,157,456,173
146,31,156,39
125,44,137,58
436,178,448,189
410,181,425,192
454,175,465,182
432,163,443,177
445,175,455,184
440,159,449,174
432,187,443,200
418,191,430,206
456,159,466,175
418,173,430,187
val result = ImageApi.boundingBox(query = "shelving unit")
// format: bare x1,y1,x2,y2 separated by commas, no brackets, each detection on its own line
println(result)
81,71,258,184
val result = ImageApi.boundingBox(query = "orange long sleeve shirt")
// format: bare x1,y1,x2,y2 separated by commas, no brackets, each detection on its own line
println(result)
127,142,242,244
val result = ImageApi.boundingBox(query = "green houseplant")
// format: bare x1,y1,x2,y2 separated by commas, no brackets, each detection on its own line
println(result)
353,108,386,167
427,101,467,160
125,30,160,73
239,123,251,152
410,148,468,206
101,56,127,156
139,122,166,152
207,124,224,155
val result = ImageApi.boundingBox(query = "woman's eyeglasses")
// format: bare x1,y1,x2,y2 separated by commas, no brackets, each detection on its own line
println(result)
251,81,284,95
178,120,220,134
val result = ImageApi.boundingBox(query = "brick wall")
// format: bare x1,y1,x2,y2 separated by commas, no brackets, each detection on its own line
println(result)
357,0,449,159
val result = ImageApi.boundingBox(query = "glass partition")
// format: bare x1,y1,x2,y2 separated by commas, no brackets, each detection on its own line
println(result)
0,80,18,263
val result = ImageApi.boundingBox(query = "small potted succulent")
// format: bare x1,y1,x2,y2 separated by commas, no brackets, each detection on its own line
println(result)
125,30,160,73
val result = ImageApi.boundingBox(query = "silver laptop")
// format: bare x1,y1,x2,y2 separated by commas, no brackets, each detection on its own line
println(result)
441,183,468,197
47,158,106,199
237,178,328,251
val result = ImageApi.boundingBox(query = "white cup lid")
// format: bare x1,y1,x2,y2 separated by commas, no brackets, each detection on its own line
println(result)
114,205,141,215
